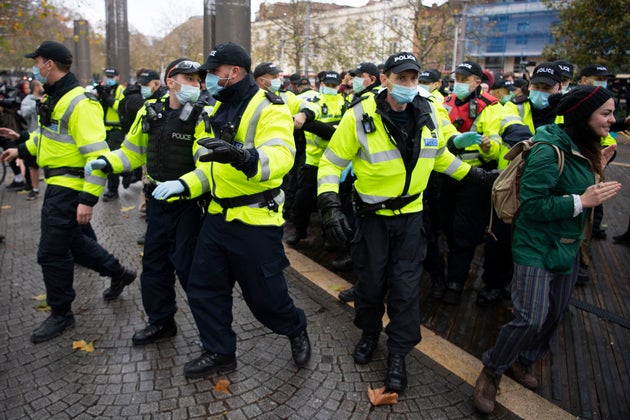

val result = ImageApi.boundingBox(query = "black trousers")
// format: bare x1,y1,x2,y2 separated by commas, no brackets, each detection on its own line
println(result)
140,198,203,325
440,175,491,286
352,212,426,355
105,129,125,193
39,185,125,315
290,163,318,234
187,214,307,355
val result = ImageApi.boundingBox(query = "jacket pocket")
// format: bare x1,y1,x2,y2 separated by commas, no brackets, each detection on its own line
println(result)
543,237,579,273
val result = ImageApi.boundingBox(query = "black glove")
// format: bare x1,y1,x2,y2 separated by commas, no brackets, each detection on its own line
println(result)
197,138,249,164
317,192,352,246
101,94,115,107
94,84,105,95
463,166,501,188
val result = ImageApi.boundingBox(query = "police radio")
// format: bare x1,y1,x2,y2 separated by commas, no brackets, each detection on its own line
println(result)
361,113,375,134
321,103,328,115
179,101,205,133
468,99,478,119
37,99,52,127
142,103,159,133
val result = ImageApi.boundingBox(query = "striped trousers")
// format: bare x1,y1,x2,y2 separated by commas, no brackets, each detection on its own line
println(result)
482,260,578,375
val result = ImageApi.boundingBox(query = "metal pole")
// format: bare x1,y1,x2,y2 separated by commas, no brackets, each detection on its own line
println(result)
215,0,250,53
203,0,216,56
304,0,310,77
452,14,461,71
104,0,130,84
73,20,91,86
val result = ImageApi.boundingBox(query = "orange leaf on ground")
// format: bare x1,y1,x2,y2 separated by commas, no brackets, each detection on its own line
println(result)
367,386,398,406
72,340,95,352
214,378,231,394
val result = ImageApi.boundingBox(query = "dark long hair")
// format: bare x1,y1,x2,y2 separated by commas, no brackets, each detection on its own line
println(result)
563,121,603,179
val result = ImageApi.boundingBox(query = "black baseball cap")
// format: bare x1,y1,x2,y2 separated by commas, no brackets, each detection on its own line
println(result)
513,78,529,88
164,58,204,83
554,60,574,79
137,69,160,85
418,69,441,83
491,79,515,91
383,52,420,74
579,64,613,78
298,77,310,86
253,62,281,79
104,67,119,77
351,62,379,78
24,41,73,65
321,71,341,85
530,62,562,86
289,73,301,84
455,61,483,78
200,42,251,72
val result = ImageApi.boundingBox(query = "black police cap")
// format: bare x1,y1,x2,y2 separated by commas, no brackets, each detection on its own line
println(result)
253,62,282,79
383,52,420,74
200,42,251,72
24,41,73,65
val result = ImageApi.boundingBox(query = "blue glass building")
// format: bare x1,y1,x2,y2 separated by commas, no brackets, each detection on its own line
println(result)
463,0,560,73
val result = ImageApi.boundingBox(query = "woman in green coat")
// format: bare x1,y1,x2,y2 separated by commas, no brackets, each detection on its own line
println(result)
473,85,622,414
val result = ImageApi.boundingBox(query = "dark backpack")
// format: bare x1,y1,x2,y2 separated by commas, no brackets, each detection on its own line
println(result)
118,84,144,134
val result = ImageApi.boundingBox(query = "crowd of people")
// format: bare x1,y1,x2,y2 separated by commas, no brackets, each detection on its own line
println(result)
1,39,629,413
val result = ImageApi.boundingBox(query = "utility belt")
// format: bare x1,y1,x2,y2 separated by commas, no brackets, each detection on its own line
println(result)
43,166,85,179
353,191,420,216
213,187,281,213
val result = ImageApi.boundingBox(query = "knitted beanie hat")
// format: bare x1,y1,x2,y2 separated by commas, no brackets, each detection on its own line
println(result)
556,85,614,126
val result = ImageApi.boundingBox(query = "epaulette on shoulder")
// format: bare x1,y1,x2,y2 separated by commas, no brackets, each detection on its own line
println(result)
265,90,285,104
307,96,320,103
347,95,369,109
84,92,98,101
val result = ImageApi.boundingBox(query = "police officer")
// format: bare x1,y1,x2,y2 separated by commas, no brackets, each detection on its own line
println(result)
154,42,310,377
441,61,504,305
0,41,136,343
94,67,126,201
286,70,347,246
418,69,444,102
253,62,317,221
85,59,208,345
554,59,574,94
316,52,497,392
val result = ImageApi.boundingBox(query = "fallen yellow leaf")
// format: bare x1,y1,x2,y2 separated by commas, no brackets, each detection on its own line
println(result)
214,378,231,394
330,284,347,292
1,205,12,209
35,302,51,312
367,386,398,406
120,206,136,212
72,340,95,352
32,294,47,301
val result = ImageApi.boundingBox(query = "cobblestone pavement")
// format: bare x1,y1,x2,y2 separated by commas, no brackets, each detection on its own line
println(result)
0,182,518,419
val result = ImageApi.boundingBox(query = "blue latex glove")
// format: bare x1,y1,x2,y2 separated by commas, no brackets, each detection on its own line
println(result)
84,158,107,176
152,180,185,200
453,132,482,149
340,162,354,183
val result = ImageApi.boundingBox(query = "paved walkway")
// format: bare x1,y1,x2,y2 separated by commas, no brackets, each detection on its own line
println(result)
0,180,568,419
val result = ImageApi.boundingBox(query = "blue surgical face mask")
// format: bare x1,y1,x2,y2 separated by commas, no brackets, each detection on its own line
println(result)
593,80,608,88
205,73,233,97
269,78,282,92
352,77,366,93
529,90,551,109
174,81,200,104
453,82,472,100
105,77,117,87
390,83,418,104
500,93,514,105
319,86,338,95
418,84,432,93
32,62,49,84
140,85,153,99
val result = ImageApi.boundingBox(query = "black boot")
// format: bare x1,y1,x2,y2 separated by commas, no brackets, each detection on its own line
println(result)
31,312,76,343
353,332,379,364
386,353,407,392
289,328,311,367
132,319,177,345
442,282,463,305
103,267,137,301
331,253,353,271
184,351,237,379
338,286,355,302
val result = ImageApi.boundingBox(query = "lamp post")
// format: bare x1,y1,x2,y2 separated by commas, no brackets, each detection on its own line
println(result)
452,13,462,71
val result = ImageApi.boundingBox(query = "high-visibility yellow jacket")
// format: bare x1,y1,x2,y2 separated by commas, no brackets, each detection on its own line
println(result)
104,84,125,130
304,92,346,166
317,91,471,216
179,89,296,226
24,86,109,202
